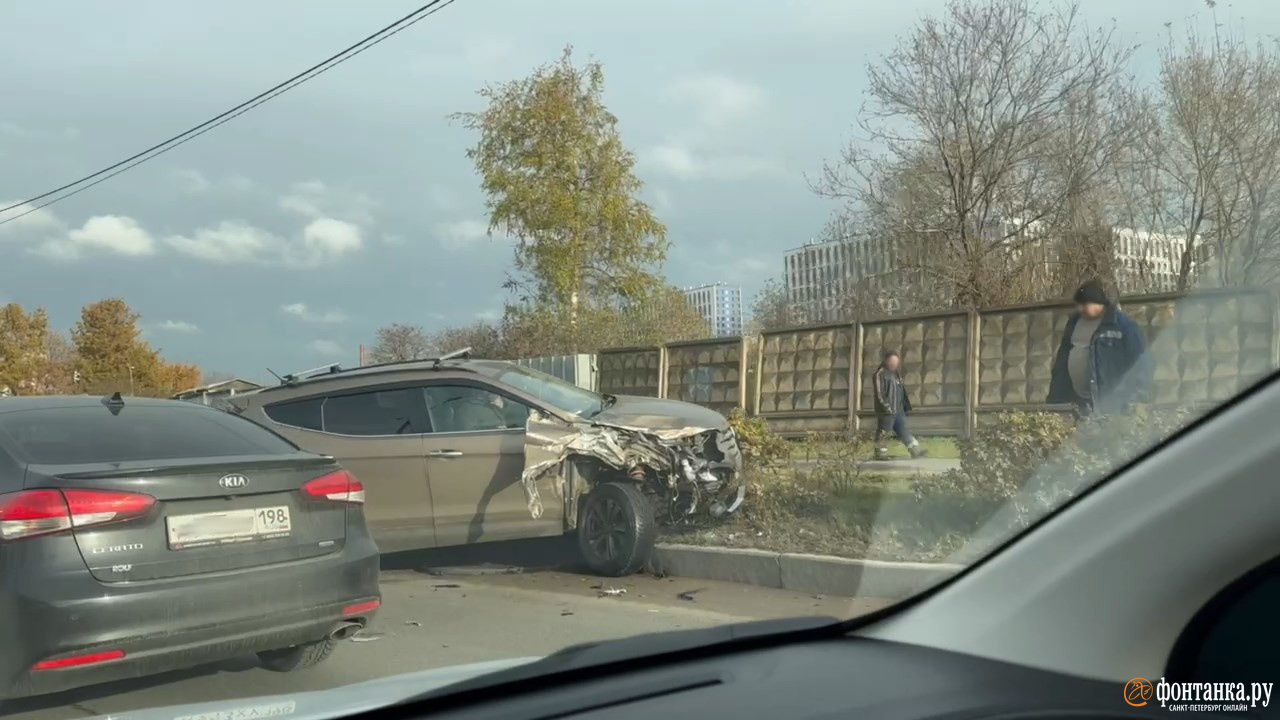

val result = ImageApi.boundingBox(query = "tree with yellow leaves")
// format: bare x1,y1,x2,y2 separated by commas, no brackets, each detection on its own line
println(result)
71,298,200,397
452,46,668,328
0,303,57,394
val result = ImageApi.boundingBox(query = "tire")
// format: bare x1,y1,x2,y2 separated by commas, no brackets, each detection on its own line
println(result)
258,636,337,672
577,482,656,577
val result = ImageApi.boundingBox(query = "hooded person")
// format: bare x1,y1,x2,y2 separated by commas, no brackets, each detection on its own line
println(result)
872,349,926,460
1047,279,1153,416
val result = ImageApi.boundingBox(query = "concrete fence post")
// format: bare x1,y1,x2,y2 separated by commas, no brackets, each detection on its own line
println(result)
965,310,981,439
849,322,865,433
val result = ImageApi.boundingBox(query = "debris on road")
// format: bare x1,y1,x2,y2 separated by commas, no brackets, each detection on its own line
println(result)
424,565,523,577
433,583,462,589
677,588,706,602
405,620,422,627
597,586,627,598
349,630,384,643
560,610,574,616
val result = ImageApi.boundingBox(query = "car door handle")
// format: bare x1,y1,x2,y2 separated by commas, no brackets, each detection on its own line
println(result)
428,450,464,458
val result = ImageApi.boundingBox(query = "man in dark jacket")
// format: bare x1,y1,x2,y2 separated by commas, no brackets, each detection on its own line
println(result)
872,350,926,460
1047,279,1153,416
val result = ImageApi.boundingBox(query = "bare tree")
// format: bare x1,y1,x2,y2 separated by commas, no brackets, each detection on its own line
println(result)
1166,28,1280,287
370,323,433,364
816,0,1137,308
748,278,796,333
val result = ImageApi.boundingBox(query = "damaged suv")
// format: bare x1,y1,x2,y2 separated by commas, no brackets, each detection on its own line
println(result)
226,352,744,576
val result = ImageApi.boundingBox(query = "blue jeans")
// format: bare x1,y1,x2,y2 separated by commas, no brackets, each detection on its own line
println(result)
876,411,915,449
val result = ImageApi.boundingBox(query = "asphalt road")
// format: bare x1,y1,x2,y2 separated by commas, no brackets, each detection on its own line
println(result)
2,543,893,719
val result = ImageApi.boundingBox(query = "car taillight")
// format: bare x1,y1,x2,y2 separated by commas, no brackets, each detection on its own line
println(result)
33,649,125,670
0,489,156,541
302,470,365,504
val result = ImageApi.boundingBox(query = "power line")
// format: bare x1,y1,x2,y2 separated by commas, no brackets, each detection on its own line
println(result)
0,0,458,227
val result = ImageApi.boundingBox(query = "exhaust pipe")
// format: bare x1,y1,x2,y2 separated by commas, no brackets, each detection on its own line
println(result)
329,620,363,640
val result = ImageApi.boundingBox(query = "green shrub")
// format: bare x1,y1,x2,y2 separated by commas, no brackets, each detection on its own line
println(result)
924,406,1197,523
794,430,874,496
727,408,791,470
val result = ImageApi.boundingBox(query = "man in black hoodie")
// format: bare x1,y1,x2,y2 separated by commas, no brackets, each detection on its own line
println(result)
1048,279,1153,416
872,349,926,460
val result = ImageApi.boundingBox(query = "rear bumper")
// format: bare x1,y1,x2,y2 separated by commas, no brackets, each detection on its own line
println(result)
0,533,380,699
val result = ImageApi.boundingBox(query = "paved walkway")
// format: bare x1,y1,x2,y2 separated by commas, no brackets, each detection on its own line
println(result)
793,457,959,474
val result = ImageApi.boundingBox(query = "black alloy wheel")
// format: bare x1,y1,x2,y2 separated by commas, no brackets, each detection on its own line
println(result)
576,482,656,577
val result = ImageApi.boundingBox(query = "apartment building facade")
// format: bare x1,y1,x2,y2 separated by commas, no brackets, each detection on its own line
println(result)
782,224,1192,324
682,282,744,337
783,235,901,323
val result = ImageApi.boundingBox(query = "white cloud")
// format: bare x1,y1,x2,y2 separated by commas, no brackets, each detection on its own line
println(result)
282,302,347,324
36,215,156,260
170,169,255,195
308,339,345,357
0,201,65,238
2,203,156,260
475,308,501,322
648,74,780,183
435,219,494,250
164,221,279,264
279,180,376,226
666,75,765,128
171,169,211,194
300,218,362,263
164,218,363,267
643,144,784,181
156,320,200,333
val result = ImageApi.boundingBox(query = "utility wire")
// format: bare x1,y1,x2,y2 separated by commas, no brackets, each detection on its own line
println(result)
0,0,458,227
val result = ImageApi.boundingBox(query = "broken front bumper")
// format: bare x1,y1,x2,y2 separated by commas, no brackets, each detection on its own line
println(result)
521,413,745,527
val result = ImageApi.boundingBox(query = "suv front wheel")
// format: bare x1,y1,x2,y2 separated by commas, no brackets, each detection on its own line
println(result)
577,482,656,577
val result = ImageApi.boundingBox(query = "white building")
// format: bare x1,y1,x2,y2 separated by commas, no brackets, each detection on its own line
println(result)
682,282,743,337
1112,227,1189,293
782,224,1192,323
783,235,899,323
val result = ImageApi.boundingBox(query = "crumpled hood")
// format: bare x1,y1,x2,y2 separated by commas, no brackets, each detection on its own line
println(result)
592,395,731,432
89,657,539,720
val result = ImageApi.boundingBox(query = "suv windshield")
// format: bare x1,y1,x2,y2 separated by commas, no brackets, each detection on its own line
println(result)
471,361,605,417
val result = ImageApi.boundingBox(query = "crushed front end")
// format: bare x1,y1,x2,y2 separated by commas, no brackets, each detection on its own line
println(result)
520,412,745,529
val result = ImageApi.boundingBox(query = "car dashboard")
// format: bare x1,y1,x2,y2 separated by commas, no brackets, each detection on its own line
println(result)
367,618,1220,720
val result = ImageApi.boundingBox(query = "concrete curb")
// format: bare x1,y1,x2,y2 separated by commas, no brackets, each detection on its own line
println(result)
648,544,964,599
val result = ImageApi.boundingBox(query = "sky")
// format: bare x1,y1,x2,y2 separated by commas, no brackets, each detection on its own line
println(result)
1,0,1274,381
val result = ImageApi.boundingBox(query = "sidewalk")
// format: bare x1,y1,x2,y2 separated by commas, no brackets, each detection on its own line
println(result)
792,457,959,474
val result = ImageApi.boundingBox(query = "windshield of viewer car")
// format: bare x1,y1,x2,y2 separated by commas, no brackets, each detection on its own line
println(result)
4,0,1280,717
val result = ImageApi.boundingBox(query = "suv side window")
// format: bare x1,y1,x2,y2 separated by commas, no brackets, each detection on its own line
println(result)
424,385,530,433
263,397,324,431
323,388,426,436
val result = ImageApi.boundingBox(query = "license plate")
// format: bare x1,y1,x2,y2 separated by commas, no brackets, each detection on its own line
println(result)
167,506,291,550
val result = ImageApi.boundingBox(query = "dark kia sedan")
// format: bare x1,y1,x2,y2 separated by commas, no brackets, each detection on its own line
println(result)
0,394,380,700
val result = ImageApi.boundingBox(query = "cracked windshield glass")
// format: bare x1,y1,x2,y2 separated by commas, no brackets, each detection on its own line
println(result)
1,0,1277,716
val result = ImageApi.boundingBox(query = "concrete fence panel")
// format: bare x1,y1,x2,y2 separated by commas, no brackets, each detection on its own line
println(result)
593,287,1276,437
859,312,969,434
597,346,664,398
1123,289,1277,404
755,323,855,436
976,303,1072,408
975,288,1277,413
665,338,747,414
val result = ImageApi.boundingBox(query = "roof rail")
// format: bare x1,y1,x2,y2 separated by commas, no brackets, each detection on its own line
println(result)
433,346,471,368
280,362,343,385
256,350,482,394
